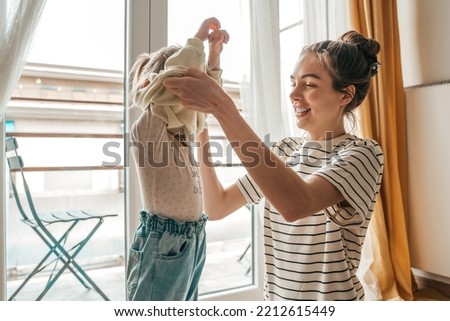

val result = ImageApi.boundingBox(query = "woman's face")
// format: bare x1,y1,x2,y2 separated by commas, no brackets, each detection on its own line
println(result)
289,54,347,140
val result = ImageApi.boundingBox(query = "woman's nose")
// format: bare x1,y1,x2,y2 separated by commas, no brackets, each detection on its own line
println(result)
290,86,302,101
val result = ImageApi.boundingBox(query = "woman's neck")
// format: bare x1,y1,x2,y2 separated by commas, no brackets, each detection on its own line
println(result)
305,128,347,141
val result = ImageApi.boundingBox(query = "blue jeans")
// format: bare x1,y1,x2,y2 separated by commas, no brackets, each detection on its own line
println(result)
126,210,207,301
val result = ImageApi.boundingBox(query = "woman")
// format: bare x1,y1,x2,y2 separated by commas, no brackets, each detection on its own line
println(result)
164,30,384,300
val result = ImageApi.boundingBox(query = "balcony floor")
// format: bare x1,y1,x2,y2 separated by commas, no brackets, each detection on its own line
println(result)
7,239,253,301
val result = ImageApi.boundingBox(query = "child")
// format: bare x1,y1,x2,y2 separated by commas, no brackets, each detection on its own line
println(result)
126,18,229,301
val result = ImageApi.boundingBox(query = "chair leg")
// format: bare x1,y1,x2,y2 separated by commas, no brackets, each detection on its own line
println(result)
35,258,73,300
69,261,110,300
47,219,111,300
238,243,251,262
36,243,109,300
237,242,252,277
34,247,93,301
9,225,76,300
8,247,56,301
43,224,93,289
11,219,110,300
66,265,91,289
66,219,110,300
52,222,92,289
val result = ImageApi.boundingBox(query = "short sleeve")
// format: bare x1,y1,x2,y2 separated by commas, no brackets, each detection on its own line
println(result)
314,139,384,228
236,137,303,205
236,174,264,205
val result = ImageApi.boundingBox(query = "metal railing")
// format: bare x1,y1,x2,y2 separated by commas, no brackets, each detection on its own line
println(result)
5,132,124,172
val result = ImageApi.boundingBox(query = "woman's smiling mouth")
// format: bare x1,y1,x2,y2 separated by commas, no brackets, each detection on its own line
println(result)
295,107,311,117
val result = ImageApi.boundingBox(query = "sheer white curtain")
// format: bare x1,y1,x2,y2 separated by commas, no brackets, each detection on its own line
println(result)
240,0,289,145
239,0,290,274
240,0,351,142
304,0,350,43
303,0,382,301
0,0,47,301
0,0,46,119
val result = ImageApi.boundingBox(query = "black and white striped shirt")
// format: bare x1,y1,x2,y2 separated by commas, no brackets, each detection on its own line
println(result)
236,134,384,300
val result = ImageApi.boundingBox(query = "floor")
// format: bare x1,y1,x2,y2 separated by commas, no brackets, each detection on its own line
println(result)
414,288,450,301
6,239,253,301
12,240,450,302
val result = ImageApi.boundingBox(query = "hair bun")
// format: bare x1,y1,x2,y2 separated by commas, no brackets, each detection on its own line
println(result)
339,30,381,76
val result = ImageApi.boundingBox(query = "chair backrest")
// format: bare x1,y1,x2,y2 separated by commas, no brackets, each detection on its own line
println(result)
5,137,39,224
6,138,24,169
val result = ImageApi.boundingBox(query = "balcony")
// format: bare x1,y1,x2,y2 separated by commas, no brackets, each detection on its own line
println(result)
5,70,254,300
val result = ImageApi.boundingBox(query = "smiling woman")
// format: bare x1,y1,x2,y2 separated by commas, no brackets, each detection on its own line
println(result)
163,29,384,300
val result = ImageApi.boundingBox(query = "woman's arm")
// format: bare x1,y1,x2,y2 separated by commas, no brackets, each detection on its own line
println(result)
215,102,344,222
164,69,345,222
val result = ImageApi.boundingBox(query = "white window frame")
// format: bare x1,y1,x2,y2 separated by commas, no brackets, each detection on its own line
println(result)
0,0,263,301
0,119,6,300
125,0,263,301
1,2,8,301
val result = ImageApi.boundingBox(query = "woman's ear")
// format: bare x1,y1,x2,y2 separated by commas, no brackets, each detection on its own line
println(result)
340,85,356,105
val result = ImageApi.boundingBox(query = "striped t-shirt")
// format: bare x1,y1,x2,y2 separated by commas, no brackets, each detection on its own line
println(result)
236,133,384,300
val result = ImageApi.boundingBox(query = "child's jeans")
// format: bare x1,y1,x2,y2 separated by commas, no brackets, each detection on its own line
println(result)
126,210,207,301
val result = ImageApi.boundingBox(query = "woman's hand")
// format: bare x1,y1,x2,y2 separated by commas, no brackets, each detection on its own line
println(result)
163,68,234,118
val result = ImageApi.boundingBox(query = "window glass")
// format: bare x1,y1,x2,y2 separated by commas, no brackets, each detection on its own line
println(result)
280,24,305,136
168,0,254,295
279,0,303,30
168,0,246,83
279,0,305,137
6,0,125,300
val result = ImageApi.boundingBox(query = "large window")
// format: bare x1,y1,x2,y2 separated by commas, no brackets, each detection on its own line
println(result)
6,0,126,300
168,0,255,297
279,0,305,136
5,0,260,301
5,0,313,301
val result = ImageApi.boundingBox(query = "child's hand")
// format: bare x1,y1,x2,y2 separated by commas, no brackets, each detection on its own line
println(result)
208,29,229,54
208,29,229,70
194,17,221,41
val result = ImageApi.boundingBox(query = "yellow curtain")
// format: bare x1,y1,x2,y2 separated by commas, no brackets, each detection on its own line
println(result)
348,0,414,300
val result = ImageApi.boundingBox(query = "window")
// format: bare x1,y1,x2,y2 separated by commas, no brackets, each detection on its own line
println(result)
6,0,126,300
279,0,305,136
5,0,313,301
167,0,255,297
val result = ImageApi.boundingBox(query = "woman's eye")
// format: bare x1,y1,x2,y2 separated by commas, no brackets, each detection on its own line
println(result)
290,81,316,88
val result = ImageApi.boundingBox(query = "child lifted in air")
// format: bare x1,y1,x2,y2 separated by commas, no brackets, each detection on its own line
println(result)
126,18,229,301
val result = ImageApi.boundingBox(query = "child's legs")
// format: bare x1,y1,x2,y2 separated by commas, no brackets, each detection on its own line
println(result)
126,211,207,301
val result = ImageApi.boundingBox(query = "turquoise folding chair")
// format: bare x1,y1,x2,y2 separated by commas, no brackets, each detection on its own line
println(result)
5,137,118,300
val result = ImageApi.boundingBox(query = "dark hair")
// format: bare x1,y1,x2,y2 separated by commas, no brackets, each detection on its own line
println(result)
129,44,181,104
300,30,381,115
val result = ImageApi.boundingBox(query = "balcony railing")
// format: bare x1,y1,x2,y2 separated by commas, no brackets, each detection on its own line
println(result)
5,132,124,172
